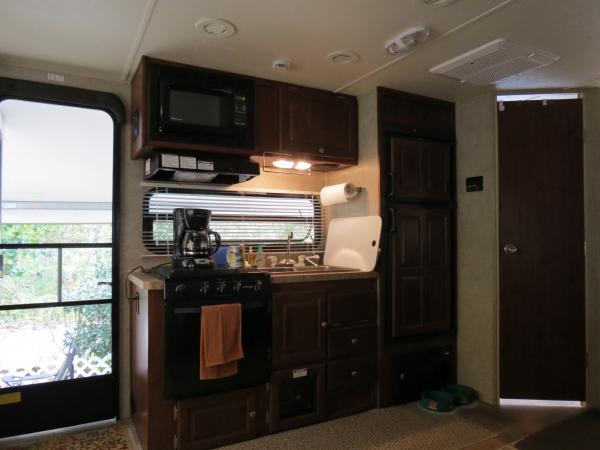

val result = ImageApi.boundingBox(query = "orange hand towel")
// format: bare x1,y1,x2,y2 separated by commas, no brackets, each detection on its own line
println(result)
200,303,244,380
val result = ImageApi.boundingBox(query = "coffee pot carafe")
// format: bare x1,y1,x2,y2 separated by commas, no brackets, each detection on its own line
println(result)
173,208,221,269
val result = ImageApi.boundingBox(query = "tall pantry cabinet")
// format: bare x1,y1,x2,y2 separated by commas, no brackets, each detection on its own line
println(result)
377,88,457,406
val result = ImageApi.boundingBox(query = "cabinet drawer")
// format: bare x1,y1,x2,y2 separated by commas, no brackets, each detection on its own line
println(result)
328,326,377,360
327,356,377,391
328,290,377,327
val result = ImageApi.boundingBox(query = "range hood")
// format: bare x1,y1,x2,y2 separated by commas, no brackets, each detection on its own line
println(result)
144,151,260,185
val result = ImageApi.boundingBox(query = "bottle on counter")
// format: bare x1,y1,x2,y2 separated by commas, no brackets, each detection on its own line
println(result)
255,245,265,268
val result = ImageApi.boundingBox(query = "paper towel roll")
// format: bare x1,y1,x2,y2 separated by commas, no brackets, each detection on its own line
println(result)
320,183,360,206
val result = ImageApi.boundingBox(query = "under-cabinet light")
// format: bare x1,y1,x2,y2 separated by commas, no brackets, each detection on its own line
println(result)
273,159,294,169
294,161,312,171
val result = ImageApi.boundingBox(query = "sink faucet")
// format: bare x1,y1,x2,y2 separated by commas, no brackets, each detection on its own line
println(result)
286,232,294,265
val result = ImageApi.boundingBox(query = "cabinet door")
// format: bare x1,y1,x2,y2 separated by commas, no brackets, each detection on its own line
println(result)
254,80,280,153
280,85,357,161
272,289,327,368
269,364,326,432
177,388,257,450
387,136,451,202
389,207,452,337
378,87,455,139
328,287,377,327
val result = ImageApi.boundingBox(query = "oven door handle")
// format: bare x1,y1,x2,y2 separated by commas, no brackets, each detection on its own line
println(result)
172,304,267,315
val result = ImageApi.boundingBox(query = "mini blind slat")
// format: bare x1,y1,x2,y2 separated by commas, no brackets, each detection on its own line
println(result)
142,188,324,256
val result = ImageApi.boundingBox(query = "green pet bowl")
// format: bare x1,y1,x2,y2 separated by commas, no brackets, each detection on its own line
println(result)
420,390,455,413
442,384,478,406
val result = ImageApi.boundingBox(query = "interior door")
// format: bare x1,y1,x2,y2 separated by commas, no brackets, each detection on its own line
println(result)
498,99,585,401
0,96,120,436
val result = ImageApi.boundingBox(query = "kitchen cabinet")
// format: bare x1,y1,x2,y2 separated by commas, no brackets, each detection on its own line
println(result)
386,136,452,203
378,88,456,405
279,85,358,164
388,207,452,338
176,388,258,450
391,344,454,404
130,57,257,159
272,289,328,368
130,287,176,450
254,79,280,154
378,87,455,140
270,278,378,423
131,57,358,169
269,363,326,433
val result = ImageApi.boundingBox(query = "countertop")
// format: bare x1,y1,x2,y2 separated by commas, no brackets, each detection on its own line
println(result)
128,268,378,291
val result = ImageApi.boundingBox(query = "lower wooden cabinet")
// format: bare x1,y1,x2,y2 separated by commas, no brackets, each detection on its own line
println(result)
176,388,258,450
268,364,326,433
390,343,455,405
272,289,327,368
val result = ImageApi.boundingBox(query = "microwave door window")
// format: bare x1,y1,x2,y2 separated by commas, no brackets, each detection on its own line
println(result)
168,89,224,128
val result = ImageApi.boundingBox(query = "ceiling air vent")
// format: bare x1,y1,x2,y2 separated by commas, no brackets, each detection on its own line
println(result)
429,39,559,85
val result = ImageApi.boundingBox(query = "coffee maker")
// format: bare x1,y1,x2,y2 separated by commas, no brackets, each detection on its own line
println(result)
172,208,221,269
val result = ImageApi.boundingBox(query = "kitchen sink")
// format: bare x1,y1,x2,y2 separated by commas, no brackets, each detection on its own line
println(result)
265,265,358,273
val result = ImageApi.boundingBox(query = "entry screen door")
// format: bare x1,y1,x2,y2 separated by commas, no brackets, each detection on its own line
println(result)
0,99,118,436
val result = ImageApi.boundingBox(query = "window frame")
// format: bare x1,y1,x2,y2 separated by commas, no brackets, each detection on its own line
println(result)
142,188,324,254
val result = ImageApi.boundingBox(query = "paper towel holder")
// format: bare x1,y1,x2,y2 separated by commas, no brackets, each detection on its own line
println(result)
344,183,362,199
320,182,362,207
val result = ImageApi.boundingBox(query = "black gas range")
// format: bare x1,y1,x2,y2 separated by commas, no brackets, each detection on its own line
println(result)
152,264,272,400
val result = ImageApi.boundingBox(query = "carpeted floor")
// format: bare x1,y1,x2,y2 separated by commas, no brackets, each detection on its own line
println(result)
0,403,581,450
220,404,499,450
515,409,600,450
0,425,136,450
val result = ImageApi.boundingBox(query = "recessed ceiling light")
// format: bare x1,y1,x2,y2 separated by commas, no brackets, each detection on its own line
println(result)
326,51,360,65
195,18,236,38
421,0,456,6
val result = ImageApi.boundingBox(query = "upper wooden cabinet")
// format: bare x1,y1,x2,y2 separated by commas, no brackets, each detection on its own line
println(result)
386,136,452,202
378,87,455,140
278,85,358,164
130,57,358,168
254,81,358,168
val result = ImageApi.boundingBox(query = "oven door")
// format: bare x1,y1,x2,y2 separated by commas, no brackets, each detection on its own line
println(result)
164,296,271,400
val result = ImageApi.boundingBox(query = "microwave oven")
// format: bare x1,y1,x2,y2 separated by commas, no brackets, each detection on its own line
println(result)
146,62,255,149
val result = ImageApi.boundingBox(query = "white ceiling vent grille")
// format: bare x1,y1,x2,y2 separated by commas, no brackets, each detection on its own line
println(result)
430,39,559,85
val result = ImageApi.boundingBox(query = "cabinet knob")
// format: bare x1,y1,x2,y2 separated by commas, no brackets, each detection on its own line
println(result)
321,321,328,328
175,284,186,293
350,338,358,345
351,370,358,377
249,411,256,419
318,147,325,154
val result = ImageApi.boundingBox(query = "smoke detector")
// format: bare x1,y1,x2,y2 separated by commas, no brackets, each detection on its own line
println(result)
326,51,360,64
430,39,559,85
195,18,236,38
385,27,430,55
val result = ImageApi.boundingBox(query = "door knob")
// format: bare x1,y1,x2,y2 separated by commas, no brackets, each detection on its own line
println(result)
321,321,328,328
503,243,518,254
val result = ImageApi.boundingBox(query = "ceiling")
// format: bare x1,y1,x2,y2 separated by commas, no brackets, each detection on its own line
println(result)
0,0,599,101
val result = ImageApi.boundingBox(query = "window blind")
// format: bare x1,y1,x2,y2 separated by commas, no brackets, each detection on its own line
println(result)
142,188,325,255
